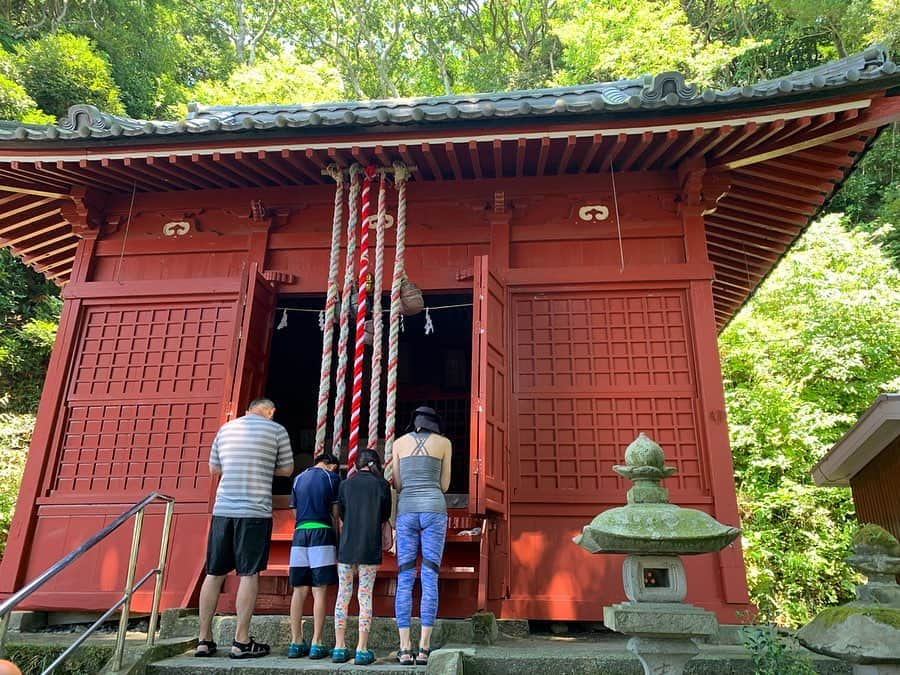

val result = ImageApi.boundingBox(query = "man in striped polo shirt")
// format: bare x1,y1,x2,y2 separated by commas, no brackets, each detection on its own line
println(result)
196,398,294,659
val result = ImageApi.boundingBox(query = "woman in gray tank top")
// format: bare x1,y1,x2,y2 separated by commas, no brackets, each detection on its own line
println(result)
392,406,451,666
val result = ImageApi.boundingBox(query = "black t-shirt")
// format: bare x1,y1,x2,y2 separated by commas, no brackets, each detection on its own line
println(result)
338,470,392,565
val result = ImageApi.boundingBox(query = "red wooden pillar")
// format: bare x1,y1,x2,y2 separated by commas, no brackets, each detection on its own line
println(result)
679,166,751,606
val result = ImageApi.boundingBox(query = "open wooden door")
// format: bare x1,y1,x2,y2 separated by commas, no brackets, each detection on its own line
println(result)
471,256,509,608
227,263,278,419
470,255,508,516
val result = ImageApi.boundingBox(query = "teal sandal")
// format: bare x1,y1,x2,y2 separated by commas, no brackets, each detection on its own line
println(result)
355,649,376,665
309,643,329,660
332,647,351,663
287,641,309,658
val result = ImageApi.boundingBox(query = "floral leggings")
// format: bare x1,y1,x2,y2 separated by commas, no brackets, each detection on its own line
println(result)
334,563,378,633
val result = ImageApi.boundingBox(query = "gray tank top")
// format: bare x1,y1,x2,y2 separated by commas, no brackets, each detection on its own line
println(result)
397,433,446,514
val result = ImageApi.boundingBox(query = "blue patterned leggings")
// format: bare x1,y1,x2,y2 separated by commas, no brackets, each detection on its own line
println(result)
394,512,448,628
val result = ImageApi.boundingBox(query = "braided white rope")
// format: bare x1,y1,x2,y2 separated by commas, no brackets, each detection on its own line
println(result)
315,165,344,454
383,162,410,478
367,171,388,447
332,166,361,456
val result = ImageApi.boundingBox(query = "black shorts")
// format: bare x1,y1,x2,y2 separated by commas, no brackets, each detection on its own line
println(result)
289,526,338,587
206,516,272,576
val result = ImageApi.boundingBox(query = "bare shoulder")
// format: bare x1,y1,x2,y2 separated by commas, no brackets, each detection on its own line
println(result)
434,434,452,456
393,433,413,457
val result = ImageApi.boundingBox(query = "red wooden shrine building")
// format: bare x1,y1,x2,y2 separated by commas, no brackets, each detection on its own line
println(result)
1,48,899,624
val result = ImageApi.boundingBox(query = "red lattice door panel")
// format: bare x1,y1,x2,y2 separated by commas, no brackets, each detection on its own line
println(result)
52,297,238,502
470,256,508,516
511,289,708,503
227,264,277,419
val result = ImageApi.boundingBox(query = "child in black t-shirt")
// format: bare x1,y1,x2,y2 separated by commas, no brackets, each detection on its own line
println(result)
331,449,392,665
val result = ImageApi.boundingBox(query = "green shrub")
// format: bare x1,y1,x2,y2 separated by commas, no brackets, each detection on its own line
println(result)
0,413,32,559
15,32,124,119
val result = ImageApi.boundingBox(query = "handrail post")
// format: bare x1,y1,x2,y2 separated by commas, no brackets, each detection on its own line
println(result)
0,609,10,659
146,499,175,646
112,508,144,671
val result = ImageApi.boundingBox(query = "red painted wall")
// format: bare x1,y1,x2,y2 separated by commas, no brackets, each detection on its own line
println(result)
0,172,751,622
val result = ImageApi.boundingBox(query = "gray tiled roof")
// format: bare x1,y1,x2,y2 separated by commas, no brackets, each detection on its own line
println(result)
1,46,897,143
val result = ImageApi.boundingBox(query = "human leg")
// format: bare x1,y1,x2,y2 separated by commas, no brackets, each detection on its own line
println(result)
417,512,448,658
355,564,377,653
197,574,226,648
197,516,235,655
289,586,310,646
310,585,330,656
233,574,259,644
334,563,355,650
394,513,420,663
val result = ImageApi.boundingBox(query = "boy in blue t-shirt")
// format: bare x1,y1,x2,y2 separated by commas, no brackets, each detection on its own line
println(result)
287,451,340,659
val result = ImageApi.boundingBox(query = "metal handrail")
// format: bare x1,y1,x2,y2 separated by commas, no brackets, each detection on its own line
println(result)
0,492,176,673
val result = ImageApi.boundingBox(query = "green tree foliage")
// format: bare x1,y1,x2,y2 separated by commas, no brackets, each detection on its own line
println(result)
720,215,900,626
0,251,61,413
191,52,344,106
15,32,124,119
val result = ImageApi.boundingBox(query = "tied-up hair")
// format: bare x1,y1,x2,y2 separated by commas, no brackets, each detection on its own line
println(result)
356,448,382,475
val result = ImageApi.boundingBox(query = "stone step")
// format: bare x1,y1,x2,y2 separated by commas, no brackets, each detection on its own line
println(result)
159,611,516,651
149,651,422,675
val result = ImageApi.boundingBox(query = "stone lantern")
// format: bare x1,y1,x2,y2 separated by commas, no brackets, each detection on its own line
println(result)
798,524,900,674
573,433,741,675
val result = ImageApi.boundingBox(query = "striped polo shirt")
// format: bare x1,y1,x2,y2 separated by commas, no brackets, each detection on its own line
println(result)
209,413,293,518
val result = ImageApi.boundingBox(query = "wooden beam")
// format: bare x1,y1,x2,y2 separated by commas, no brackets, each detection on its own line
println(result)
706,225,792,253
637,129,679,170
662,128,705,169
599,133,627,171
103,158,168,191
259,151,303,184
736,164,839,189
29,241,78,264
688,125,734,159
762,156,845,181
706,218,795,247
326,147,350,168
515,138,527,177
731,173,830,200
792,146,855,168
725,189,818,216
727,119,785,156
712,122,759,158
233,151,283,186
706,239,781,263
5,226,71,251
0,209,63,237
535,137,550,176
556,136,577,175
445,142,464,180
9,163,77,192
492,139,503,178
422,143,444,180
807,111,835,133
577,134,603,173
350,146,373,167
467,141,483,179
0,196,56,221
618,131,654,171
191,154,244,188
713,205,806,229
123,157,175,190
370,145,390,167
398,145,417,177
16,231,76,256
714,97,900,169
76,159,140,192
46,267,71,281
0,184,69,199
148,156,207,189
169,155,228,189
9,162,74,191
305,149,328,171
279,150,324,184
35,255,76,273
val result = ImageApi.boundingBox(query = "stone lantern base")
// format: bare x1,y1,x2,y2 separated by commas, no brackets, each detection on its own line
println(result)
604,602,718,675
